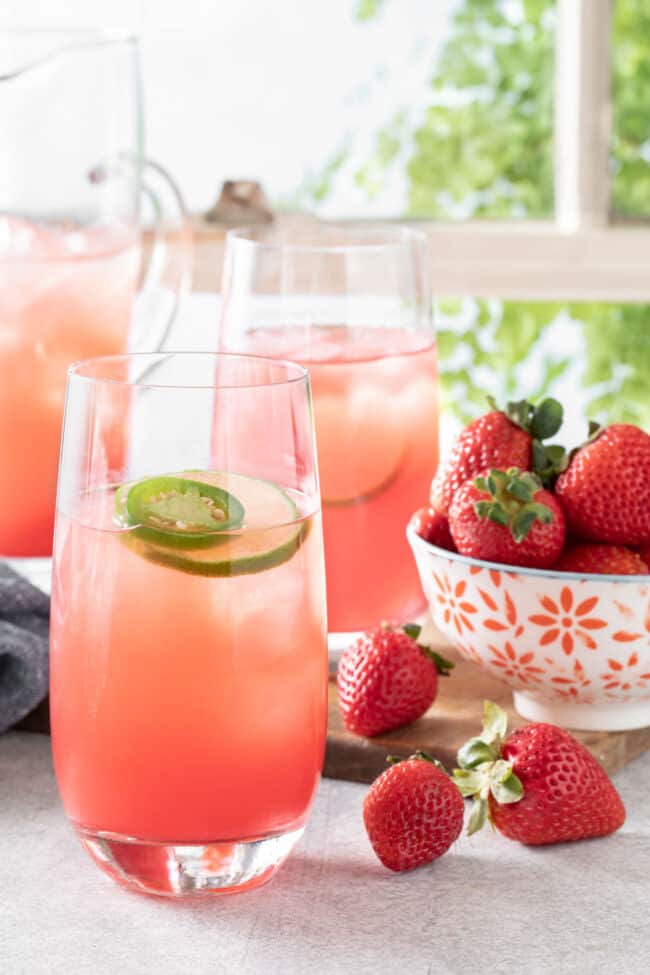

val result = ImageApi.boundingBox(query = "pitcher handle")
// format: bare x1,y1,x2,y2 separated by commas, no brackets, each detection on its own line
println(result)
89,154,193,352
133,157,193,351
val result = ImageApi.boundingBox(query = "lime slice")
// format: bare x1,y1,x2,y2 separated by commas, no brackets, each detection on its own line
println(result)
314,388,404,505
118,471,308,577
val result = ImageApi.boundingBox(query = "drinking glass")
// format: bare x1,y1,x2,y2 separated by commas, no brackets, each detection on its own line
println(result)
50,352,327,897
220,225,437,635
0,29,191,557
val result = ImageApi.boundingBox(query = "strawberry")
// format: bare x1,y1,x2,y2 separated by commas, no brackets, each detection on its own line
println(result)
409,506,456,551
638,544,650,566
430,397,564,515
363,753,464,871
454,702,625,845
337,624,453,737
448,468,566,569
555,423,650,545
556,542,649,576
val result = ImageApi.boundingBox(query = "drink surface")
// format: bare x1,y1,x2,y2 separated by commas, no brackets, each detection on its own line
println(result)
0,217,139,555
50,473,328,843
238,326,439,631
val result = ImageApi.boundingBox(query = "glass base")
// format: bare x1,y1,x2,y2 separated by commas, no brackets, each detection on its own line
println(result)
75,824,304,898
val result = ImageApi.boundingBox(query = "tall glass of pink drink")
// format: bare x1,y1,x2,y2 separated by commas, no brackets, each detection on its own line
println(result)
0,30,190,557
50,353,327,898
220,227,437,633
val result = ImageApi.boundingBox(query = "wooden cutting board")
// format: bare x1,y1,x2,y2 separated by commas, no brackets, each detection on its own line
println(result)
325,651,650,784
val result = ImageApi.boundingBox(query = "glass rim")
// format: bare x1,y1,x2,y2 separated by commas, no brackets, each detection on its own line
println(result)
67,351,310,391
225,222,428,255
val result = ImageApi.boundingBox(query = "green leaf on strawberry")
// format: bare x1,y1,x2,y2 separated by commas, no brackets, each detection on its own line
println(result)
472,468,555,542
402,623,455,676
489,760,525,805
453,702,524,832
481,699,508,744
452,700,626,845
529,397,563,441
457,736,498,769
467,796,488,836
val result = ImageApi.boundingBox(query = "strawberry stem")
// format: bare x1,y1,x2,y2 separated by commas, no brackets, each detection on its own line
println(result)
452,702,524,836
473,467,554,543
487,396,564,441
402,622,455,676
387,751,448,774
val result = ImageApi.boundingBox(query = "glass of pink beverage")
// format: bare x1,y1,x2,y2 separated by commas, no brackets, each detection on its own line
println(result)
50,352,327,897
220,226,437,634
0,30,190,557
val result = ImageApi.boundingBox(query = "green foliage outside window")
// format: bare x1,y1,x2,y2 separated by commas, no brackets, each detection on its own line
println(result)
320,0,650,430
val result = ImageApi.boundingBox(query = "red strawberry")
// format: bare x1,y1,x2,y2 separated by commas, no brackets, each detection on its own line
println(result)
337,624,453,737
556,542,649,576
363,753,464,871
638,544,650,566
430,397,564,515
454,702,625,845
555,423,650,545
448,468,566,569
409,506,456,551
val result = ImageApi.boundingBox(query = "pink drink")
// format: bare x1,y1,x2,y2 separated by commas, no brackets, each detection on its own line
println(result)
0,217,139,555
51,475,327,856
238,326,439,631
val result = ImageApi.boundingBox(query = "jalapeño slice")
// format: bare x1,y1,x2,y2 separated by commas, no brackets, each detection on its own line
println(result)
122,475,244,549
118,471,309,576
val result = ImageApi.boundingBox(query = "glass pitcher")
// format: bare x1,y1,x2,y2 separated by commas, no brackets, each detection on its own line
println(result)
0,29,191,557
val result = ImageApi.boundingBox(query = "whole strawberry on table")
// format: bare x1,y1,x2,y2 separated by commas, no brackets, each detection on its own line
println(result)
337,623,453,737
362,701,625,872
411,397,650,574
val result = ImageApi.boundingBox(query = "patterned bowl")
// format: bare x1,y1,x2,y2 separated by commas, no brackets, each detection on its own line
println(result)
408,525,650,731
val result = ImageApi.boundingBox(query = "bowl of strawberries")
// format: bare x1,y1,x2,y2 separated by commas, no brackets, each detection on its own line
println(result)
408,398,650,732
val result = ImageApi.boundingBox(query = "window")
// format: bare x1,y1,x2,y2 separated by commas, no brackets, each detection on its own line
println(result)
7,1,648,440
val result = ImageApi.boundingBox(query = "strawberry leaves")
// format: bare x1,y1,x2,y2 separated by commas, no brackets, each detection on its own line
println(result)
532,440,569,485
453,701,524,834
473,468,555,542
490,396,563,441
402,622,455,676
486,396,568,486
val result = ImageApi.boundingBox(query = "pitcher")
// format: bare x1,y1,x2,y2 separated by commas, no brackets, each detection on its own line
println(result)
0,29,191,556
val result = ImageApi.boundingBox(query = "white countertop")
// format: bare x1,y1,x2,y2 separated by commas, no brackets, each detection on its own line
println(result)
1,732,648,975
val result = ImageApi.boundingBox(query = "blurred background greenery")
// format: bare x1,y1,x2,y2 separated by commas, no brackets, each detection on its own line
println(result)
300,0,650,437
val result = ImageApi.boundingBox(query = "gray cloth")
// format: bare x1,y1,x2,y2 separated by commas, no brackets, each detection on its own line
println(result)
0,563,50,733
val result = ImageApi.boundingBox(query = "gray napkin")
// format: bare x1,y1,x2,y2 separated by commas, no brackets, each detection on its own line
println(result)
0,563,50,734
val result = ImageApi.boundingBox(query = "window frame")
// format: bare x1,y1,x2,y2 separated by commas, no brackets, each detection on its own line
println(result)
190,1,646,301
379,0,647,302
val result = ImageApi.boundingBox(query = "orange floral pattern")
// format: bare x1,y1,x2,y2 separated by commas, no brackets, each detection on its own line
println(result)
479,587,524,638
601,652,650,697
413,541,650,713
550,659,593,702
487,641,544,685
528,586,607,655
431,571,478,636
